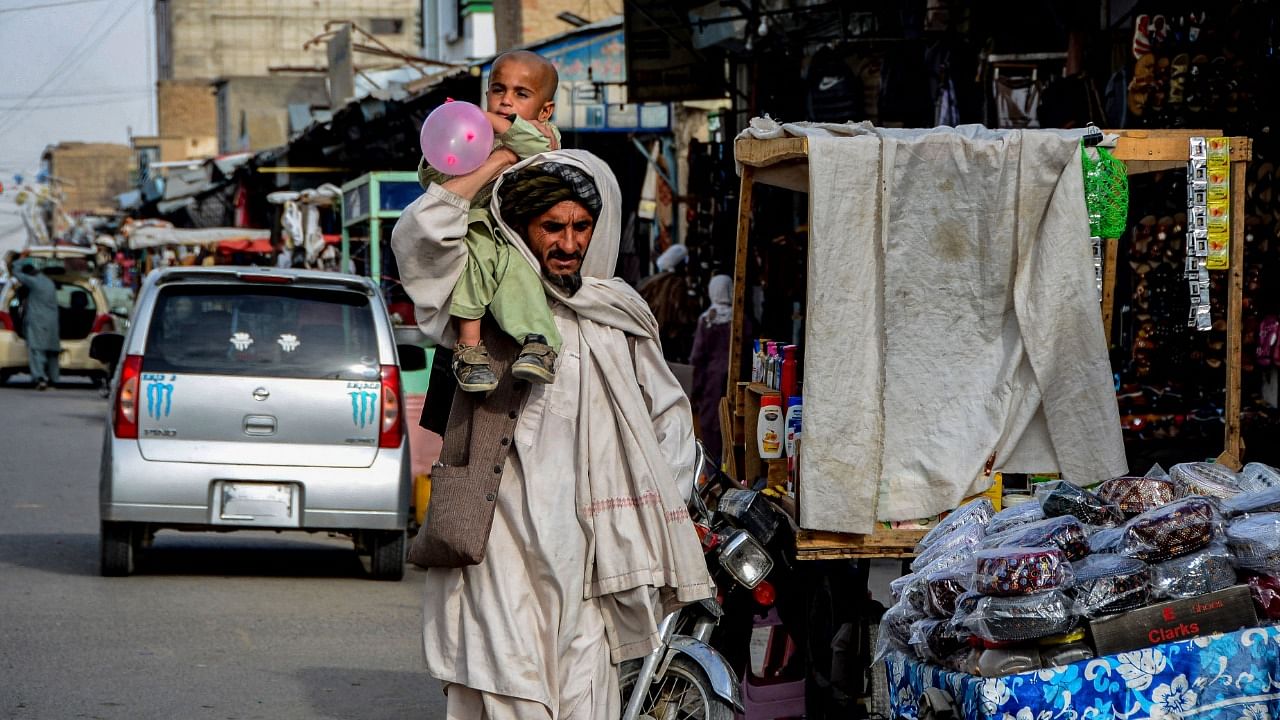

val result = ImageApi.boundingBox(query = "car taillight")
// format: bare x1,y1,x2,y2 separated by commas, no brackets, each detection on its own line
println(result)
0,312,11,332
114,355,143,439
91,314,114,334
378,364,402,449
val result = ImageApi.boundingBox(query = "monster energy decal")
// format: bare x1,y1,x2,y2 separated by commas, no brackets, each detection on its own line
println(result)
142,373,176,419
349,390,378,429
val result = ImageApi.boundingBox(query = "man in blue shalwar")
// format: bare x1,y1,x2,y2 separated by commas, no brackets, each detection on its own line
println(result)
12,263,61,390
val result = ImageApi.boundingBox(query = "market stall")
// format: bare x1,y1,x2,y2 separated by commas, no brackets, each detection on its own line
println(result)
724,125,1264,719
727,126,1253,559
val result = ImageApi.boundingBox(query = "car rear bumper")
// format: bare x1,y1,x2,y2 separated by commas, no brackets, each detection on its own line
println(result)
0,333,107,374
100,434,411,531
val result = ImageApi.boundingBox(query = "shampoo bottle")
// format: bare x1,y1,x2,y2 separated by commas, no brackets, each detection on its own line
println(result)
757,394,784,459
784,396,803,457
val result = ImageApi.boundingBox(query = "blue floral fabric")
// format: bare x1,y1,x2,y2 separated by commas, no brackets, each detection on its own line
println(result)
888,625,1280,719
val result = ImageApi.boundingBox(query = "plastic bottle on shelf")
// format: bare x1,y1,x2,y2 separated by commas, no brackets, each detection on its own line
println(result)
762,340,773,386
780,345,798,398
758,394,784,459
747,338,757,384
784,396,803,458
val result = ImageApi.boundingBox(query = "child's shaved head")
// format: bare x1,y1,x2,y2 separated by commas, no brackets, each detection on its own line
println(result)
487,50,559,122
493,50,558,102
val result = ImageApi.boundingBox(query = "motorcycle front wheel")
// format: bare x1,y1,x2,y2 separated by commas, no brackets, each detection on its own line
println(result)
618,656,735,720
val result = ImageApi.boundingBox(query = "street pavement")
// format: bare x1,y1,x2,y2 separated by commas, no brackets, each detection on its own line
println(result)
0,377,445,720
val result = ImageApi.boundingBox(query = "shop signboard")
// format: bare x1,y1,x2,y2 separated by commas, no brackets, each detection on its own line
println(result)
1089,584,1257,656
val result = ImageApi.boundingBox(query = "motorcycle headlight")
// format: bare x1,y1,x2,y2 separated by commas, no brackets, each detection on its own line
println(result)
718,530,773,589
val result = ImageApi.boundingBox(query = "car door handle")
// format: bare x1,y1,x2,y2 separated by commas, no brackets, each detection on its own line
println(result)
243,415,277,436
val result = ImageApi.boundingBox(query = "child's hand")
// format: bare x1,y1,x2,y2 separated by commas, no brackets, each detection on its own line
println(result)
486,111,513,135
532,121,559,150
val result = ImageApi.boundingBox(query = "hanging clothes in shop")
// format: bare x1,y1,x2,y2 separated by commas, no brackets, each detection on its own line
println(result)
739,120,1127,534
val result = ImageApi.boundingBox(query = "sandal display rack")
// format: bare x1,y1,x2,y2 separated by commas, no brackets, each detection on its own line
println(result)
726,128,1253,561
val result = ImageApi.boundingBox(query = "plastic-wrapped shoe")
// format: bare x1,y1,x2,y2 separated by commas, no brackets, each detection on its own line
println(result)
511,335,557,384
452,343,499,393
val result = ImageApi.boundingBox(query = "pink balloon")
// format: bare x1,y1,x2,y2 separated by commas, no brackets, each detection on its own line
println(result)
419,100,494,176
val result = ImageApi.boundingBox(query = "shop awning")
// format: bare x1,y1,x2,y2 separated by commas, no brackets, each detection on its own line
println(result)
127,225,271,250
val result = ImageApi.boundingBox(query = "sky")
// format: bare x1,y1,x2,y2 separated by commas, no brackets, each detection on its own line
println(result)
0,0,151,253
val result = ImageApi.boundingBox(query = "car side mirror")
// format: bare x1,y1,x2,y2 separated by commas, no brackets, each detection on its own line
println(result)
90,333,124,365
397,344,428,372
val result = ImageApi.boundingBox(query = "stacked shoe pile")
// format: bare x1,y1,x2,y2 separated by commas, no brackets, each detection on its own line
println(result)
877,461,1280,678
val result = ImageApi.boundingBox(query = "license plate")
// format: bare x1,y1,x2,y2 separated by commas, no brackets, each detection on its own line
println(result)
215,482,299,526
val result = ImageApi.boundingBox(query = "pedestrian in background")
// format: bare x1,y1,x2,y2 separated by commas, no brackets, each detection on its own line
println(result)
689,274,734,462
637,243,700,362
11,262,61,390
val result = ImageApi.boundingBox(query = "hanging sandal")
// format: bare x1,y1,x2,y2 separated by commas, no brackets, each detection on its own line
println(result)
511,335,557,385
452,343,499,393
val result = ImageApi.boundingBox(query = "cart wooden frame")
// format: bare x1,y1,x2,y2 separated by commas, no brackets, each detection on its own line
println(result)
726,128,1253,561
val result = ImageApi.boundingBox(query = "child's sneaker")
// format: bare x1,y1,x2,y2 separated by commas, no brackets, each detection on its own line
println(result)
452,343,499,392
511,335,557,384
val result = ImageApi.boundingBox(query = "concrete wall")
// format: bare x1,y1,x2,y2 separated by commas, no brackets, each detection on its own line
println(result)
491,0,613,49
155,79,218,161
216,76,330,153
158,0,422,81
42,143,134,215
158,80,217,139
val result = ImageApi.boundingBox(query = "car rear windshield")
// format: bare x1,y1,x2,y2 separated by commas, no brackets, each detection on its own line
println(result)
142,284,381,380
4,279,98,340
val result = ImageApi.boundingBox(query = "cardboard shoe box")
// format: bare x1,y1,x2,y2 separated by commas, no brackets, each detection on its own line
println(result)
1090,585,1258,656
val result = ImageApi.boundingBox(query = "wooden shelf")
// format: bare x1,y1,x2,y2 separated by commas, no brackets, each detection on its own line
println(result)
796,527,927,561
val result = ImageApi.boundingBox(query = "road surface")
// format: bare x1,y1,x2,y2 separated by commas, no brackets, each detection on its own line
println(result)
0,378,445,720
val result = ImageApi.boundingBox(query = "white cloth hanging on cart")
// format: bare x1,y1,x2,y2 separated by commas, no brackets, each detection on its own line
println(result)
740,120,1127,534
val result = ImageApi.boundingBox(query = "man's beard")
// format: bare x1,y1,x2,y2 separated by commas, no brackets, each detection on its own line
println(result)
543,250,584,295
544,268,583,295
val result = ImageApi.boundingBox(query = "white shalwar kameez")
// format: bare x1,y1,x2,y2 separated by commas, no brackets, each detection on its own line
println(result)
426,304,626,719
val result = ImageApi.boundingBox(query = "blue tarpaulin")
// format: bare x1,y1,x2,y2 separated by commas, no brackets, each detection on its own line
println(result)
889,625,1280,719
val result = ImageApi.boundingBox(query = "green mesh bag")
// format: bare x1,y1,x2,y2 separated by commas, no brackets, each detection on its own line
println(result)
1082,145,1129,238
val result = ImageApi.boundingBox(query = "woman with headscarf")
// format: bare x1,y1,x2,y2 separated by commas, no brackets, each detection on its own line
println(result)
688,274,734,462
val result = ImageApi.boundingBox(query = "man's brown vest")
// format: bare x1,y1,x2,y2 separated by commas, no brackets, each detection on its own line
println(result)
408,321,529,568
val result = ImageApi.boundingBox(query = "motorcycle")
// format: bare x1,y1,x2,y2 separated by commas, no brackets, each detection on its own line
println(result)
618,442,779,720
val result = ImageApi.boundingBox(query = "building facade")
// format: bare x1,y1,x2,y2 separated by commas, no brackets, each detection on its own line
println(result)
156,0,422,80
40,143,134,216
421,0,495,62
216,76,331,154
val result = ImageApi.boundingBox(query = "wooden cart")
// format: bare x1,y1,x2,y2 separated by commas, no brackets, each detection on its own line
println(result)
726,128,1253,561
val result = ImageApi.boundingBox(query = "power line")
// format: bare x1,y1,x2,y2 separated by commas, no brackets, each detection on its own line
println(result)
0,0,141,136
0,87,151,101
0,0,120,132
0,95,150,111
0,0,105,14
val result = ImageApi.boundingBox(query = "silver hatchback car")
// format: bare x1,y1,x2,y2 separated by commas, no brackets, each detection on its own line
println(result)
95,267,425,580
